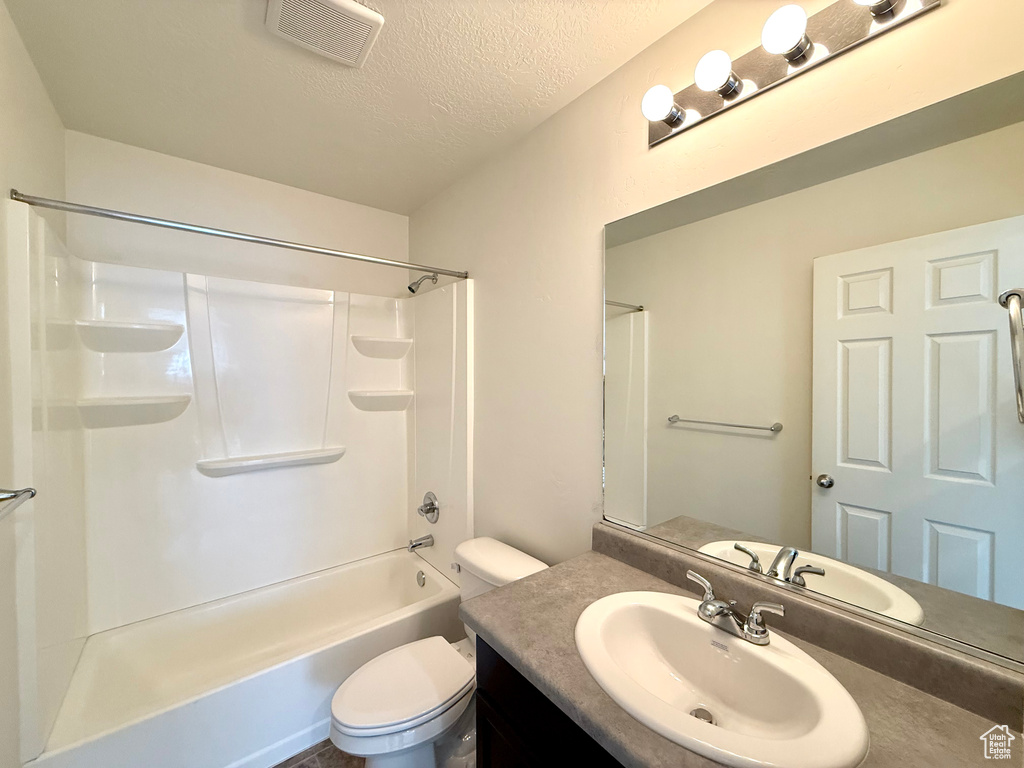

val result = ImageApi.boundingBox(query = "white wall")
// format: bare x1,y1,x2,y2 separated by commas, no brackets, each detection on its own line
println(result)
65,131,409,297
607,122,1024,547
409,0,1024,565
0,0,66,763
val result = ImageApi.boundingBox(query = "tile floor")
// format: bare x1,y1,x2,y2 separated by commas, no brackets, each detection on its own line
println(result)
273,739,364,768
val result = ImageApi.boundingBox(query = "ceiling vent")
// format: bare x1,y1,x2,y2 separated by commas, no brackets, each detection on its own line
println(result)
266,0,384,68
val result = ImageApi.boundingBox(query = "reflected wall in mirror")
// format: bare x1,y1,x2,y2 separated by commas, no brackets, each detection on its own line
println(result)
604,103,1024,664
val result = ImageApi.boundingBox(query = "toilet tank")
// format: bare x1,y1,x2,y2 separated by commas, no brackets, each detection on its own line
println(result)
454,537,547,643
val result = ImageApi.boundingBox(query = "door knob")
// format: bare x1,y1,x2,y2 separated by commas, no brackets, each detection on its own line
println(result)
816,474,834,489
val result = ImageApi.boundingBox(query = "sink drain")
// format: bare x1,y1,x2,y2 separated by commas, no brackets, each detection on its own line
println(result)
690,707,716,725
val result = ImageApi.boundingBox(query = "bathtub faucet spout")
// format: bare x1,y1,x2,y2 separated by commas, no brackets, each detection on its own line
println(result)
408,535,434,552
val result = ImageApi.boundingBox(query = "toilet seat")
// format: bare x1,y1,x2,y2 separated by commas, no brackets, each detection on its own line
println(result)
333,677,475,737
331,636,475,745
330,637,476,759
330,684,475,758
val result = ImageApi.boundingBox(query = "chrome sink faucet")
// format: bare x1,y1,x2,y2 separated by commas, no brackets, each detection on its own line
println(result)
686,571,785,646
766,546,826,585
766,546,799,580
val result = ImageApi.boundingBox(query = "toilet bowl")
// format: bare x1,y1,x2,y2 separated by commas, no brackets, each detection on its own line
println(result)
330,538,546,768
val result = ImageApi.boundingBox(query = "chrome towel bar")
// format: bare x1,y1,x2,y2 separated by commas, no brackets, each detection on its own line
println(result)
999,289,1024,424
668,415,783,433
0,487,36,523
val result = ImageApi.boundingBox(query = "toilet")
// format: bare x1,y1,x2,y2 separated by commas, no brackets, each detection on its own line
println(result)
330,537,547,768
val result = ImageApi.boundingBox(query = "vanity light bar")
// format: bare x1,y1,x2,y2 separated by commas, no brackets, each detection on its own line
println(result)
645,0,941,147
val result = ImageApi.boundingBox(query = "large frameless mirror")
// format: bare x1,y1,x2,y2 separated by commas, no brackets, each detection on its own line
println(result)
603,73,1024,666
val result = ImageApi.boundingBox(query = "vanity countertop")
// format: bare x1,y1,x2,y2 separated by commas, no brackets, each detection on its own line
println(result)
461,551,1015,768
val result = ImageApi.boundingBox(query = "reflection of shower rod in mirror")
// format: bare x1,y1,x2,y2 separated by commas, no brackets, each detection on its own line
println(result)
605,300,644,312
642,0,941,148
667,415,783,433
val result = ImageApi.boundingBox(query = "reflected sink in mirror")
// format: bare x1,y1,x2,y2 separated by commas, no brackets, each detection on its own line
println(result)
700,540,925,626
576,591,869,768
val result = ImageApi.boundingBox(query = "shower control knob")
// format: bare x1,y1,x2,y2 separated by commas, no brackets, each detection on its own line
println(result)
816,474,835,489
417,491,440,524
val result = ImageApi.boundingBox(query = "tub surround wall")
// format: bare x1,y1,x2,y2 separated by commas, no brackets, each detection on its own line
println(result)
592,521,1024,729
4,206,89,764
0,2,67,763
69,256,415,633
405,282,474,584
13,236,469,636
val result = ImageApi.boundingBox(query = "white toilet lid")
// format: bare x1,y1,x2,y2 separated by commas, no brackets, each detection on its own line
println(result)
332,637,475,734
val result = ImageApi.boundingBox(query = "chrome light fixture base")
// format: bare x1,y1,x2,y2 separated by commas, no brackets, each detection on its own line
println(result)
648,0,941,148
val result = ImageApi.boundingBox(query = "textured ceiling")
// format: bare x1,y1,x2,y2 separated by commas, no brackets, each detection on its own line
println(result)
6,0,711,214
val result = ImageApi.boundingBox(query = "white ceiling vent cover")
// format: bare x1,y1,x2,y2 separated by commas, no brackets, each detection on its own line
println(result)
266,0,384,68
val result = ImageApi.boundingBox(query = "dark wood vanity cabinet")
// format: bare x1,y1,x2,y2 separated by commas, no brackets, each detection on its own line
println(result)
475,638,623,767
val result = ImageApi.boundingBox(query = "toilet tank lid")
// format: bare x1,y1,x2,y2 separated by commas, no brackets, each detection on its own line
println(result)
454,537,547,586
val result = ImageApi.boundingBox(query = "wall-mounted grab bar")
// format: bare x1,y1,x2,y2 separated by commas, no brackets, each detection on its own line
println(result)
605,300,644,312
667,415,783,433
999,289,1024,424
0,487,36,523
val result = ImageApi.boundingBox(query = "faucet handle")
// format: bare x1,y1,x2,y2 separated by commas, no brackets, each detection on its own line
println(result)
745,601,785,639
733,543,763,573
686,570,716,601
791,564,825,587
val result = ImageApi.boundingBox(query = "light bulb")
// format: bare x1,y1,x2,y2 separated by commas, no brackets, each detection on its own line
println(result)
761,5,813,61
694,50,741,97
641,84,682,124
854,0,900,15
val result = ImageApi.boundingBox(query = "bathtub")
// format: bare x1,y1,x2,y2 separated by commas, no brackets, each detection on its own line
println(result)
28,550,462,768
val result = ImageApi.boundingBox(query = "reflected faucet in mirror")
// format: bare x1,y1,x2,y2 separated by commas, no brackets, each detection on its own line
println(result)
743,543,827,586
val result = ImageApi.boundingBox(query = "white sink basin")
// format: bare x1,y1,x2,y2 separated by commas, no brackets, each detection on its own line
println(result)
698,540,925,626
576,591,869,768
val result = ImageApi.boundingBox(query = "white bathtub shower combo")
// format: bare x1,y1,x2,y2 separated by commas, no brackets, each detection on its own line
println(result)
4,199,475,768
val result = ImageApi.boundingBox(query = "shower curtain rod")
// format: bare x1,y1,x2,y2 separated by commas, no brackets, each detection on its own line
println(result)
9,189,469,280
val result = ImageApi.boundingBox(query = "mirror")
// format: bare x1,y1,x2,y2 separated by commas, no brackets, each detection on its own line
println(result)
603,77,1024,665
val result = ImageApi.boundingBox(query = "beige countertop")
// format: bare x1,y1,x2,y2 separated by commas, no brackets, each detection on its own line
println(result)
461,551,1017,768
